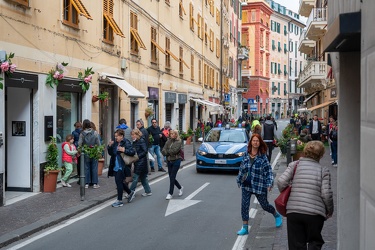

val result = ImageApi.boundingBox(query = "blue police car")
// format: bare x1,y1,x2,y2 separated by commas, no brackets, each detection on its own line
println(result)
196,126,249,172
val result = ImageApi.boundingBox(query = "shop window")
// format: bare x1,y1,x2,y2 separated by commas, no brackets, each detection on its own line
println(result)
165,103,172,122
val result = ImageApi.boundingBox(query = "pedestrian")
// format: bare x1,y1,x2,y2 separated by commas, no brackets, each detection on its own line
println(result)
309,115,322,141
161,130,184,200
72,121,82,184
129,128,152,196
78,119,101,189
107,129,136,207
61,134,78,187
329,121,338,167
206,118,213,129
116,118,132,142
147,119,166,172
328,116,336,164
261,116,278,162
160,121,171,150
236,133,282,235
136,119,149,147
277,141,334,249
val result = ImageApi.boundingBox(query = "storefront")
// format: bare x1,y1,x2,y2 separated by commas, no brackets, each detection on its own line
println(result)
178,94,187,131
164,92,176,127
147,87,159,126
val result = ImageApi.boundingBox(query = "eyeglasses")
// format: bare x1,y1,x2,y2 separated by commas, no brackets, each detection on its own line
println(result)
152,122,157,124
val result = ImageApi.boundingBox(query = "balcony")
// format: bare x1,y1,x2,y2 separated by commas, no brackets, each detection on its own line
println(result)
238,46,249,61
298,0,315,17
298,61,328,90
305,8,327,41
299,29,316,54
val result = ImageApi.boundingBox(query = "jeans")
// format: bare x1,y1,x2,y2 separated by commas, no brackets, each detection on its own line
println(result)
331,140,337,164
129,173,152,193
149,145,163,169
84,155,98,185
265,142,274,162
62,162,73,182
114,169,131,201
167,159,182,195
241,189,275,221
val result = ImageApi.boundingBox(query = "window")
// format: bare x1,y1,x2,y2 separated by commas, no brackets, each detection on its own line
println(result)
198,60,202,84
278,82,280,95
210,30,214,51
151,27,165,64
165,38,171,68
278,63,281,75
130,11,146,54
289,59,292,76
191,54,194,80
284,43,287,54
10,0,28,7
216,72,219,90
165,0,170,5
103,0,124,44
278,42,281,52
272,40,276,51
284,83,286,95
189,3,195,31
251,10,256,21
289,41,293,52
197,13,203,39
284,25,287,35
295,60,298,77
63,0,92,28
277,23,280,33
179,46,190,74
284,65,287,75
204,64,207,86
271,62,274,74
216,8,220,25
216,38,220,58
209,0,214,16
179,0,186,18
295,41,297,57
272,82,275,94
204,22,208,45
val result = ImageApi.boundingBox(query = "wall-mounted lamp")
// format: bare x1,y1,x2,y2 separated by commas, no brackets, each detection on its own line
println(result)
121,58,127,70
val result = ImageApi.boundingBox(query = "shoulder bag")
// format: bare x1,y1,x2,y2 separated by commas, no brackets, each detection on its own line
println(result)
274,160,299,217
121,152,139,165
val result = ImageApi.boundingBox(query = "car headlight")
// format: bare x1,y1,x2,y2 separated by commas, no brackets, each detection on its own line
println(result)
197,150,207,156
236,152,246,157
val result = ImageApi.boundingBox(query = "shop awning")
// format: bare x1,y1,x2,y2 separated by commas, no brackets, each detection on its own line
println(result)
103,75,145,98
308,100,337,111
190,97,224,113
303,92,319,103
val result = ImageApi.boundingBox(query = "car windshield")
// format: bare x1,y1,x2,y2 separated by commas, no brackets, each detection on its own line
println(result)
205,130,247,143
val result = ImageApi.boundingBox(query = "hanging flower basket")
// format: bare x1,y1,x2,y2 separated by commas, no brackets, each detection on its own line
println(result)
145,107,154,118
45,62,68,88
0,52,17,90
92,95,99,102
78,67,94,92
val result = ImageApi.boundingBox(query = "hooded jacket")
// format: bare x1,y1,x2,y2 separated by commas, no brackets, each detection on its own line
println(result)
116,123,132,141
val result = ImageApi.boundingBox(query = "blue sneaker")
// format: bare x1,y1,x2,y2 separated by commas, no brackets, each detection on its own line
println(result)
112,200,123,208
128,191,135,203
237,226,249,235
275,213,282,228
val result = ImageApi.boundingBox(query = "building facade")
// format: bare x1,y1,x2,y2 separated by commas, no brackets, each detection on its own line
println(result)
241,0,273,117
323,1,375,249
0,0,235,205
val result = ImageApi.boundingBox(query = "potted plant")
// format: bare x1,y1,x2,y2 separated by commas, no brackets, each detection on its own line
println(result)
79,144,106,176
92,91,109,103
186,127,193,145
44,136,61,192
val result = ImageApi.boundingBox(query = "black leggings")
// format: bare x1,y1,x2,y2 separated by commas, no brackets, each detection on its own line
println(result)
114,169,131,201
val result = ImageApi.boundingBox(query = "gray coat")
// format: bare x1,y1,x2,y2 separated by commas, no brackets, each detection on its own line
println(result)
277,157,334,218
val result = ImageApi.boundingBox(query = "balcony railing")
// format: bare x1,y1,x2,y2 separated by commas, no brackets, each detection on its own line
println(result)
299,29,316,53
298,61,328,88
307,8,327,25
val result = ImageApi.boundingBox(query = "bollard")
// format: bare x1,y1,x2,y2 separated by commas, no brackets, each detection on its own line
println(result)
80,152,85,201
192,134,196,156
286,140,292,165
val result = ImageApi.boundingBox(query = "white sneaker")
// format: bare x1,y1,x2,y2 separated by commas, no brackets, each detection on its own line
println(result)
93,184,100,189
66,183,72,188
166,194,172,200
85,184,89,189
179,186,184,196
61,179,67,187
333,164,338,167
141,192,152,197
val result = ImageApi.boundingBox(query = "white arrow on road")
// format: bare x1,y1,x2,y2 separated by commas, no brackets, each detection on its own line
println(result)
165,182,210,217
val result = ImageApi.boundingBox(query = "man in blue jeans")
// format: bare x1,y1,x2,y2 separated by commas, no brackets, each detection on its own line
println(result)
147,119,166,172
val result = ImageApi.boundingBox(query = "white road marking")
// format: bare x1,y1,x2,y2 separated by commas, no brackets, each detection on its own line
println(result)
231,228,250,250
165,182,210,217
8,162,197,249
249,208,257,219
271,151,281,170
253,197,259,204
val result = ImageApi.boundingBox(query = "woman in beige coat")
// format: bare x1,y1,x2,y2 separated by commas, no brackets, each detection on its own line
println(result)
277,141,334,249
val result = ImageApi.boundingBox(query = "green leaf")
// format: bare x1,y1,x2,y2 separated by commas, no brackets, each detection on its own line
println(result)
61,62,69,67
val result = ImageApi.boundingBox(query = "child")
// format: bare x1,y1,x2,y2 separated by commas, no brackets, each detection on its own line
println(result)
61,134,78,187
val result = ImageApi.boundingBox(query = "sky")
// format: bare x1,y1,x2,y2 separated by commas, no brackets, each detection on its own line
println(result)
275,0,300,13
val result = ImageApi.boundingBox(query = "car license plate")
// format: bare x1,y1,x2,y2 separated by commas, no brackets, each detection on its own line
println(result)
214,159,226,164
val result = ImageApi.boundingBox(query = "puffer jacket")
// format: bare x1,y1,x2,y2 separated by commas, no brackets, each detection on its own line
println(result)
161,138,182,161
132,137,148,175
277,157,334,218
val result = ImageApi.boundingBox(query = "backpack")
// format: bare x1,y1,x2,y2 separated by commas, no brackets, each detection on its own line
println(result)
83,130,97,147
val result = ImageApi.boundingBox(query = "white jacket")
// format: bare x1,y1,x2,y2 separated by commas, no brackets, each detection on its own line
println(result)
277,157,334,218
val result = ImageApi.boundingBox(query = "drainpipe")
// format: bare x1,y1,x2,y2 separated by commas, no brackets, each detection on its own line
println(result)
219,0,224,121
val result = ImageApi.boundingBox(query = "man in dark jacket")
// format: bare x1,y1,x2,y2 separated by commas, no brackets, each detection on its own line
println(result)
116,118,132,142
309,115,322,141
261,116,278,162
136,119,149,147
147,119,166,172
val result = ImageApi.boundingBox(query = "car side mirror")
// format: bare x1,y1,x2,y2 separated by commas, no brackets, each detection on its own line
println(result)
198,137,203,142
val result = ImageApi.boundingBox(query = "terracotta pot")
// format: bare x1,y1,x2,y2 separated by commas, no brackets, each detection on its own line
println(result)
92,95,99,102
44,170,59,192
98,158,104,176
186,136,192,145
293,151,304,161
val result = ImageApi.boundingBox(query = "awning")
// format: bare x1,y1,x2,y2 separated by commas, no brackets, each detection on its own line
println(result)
103,75,145,98
303,92,318,103
190,97,223,113
308,100,337,111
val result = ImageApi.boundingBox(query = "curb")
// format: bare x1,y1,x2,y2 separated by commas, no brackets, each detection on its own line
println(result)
0,159,196,248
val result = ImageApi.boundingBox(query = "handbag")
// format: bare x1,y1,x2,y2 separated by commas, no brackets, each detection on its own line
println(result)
274,161,299,217
121,152,139,165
